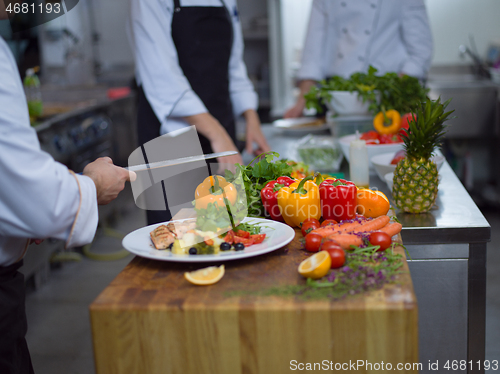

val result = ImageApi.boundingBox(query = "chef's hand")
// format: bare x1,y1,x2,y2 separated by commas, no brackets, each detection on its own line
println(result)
244,109,271,156
284,79,317,118
83,157,136,205
29,239,44,245
184,112,243,166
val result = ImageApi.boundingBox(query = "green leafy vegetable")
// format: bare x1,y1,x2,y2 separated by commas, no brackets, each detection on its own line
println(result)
305,65,428,116
225,152,293,218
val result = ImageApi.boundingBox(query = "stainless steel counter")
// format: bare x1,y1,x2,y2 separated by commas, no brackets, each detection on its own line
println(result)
251,124,491,374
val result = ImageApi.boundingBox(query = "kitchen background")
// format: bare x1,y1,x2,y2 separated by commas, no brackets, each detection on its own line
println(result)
0,0,499,373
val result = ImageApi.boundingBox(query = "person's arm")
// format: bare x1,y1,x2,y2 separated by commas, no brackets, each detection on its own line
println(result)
284,0,328,118
0,39,130,248
225,0,270,155
399,0,433,78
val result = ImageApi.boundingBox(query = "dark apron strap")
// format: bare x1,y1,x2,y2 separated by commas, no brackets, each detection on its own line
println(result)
0,261,35,374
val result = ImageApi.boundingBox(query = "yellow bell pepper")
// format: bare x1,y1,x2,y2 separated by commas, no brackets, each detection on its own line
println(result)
277,175,321,227
373,109,401,135
194,175,237,210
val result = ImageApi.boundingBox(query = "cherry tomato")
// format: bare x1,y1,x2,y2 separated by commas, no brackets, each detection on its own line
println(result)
369,231,392,251
302,218,320,227
233,236,254,247
304,233,322,252
400,113,416,130
320,219,338,227
321,241,345,268
301,221,320,237
224,230,235,244
249,234,266,244
235,229,250,238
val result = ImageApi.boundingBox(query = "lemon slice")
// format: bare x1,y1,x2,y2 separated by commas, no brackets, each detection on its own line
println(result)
184,265,225,285
298,251,332,279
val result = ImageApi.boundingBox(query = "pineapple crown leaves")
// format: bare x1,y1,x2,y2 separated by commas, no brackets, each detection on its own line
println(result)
401,96,455,160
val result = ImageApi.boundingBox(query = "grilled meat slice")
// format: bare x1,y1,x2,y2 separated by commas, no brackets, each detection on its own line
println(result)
150,225,176,250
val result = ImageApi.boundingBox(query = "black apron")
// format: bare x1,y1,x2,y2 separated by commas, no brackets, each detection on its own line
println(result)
136,0,235,225
0,261,35,374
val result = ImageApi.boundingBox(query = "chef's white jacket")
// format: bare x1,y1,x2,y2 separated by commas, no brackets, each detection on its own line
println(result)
128,0,258,134
0,37,98,267
297,0,433,81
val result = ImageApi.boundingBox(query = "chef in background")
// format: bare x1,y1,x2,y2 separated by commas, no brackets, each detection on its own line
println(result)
285,0,433,118
129,0,270,225
0,5,134,373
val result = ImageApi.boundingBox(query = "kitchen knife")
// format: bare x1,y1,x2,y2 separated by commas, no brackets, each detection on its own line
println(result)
125,151,238,172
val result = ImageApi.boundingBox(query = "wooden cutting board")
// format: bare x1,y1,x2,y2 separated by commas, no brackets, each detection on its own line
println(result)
90,214,418,374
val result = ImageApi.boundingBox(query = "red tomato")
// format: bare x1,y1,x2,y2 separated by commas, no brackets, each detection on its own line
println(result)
364,139,380,145
360,130,380,141
224,230,235,244
304,233,323,252
369,231,392,251
301,221,320,237
235,230,250,238
379,134,403,144
233,236,254,246
249,234,266,244
321,242,345,268
320,219,338,227
400,113,416,130
390,150,406,165
302,218,320,227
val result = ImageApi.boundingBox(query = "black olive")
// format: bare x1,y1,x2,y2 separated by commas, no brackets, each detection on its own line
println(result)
188,247,197,255
234,242,245,251
168,243,173,250
220,242,231,251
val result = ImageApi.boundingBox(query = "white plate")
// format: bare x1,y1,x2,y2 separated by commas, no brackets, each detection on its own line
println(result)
122,217,296,263
272,117,329,133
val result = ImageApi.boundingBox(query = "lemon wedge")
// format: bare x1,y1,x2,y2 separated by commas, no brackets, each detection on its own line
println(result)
184,265,225,285
298,251,331,279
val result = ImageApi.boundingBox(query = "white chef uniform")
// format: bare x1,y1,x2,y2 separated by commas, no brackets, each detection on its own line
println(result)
128,0,258,135
0,36,99,267
297,0,433,81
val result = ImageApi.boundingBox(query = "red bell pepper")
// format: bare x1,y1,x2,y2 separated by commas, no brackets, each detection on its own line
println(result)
260,176,295,221
319,179,357,222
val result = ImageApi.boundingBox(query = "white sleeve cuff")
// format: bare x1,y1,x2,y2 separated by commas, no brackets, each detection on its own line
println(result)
231,90,258,117
169,90,208,117
65,173,99,249
400,60,427,79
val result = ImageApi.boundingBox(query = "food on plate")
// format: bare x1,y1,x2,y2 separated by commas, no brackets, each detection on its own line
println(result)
150,219,266,255
390,150,406,165
319,179,357,222
399,112,416,135
194,175,237,210
150,219,197,250
298,251,331,279
277,175,321,227
360,130,402,145
373,109,401,134
320,242,345,268
356,189,390,218
184,265,225,286
392,97,454,213
260,176,295,222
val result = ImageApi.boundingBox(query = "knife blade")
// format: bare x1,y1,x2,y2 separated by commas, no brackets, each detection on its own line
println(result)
125,151,238,172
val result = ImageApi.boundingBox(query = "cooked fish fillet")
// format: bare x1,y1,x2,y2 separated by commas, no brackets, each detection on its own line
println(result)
167,219,197,238
150,225,176,250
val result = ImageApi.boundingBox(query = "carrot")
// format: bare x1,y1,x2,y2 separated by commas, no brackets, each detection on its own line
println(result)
349,215,390,234
325,234,363,251
378,222,403,238
311,221,363,238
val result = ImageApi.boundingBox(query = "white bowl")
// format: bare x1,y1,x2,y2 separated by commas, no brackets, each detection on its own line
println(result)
371,152,446,181
384,172,394,190
339,134,404,169
327,91,370,115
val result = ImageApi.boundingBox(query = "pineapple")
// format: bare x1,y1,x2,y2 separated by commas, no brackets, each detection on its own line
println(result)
392,97,454,213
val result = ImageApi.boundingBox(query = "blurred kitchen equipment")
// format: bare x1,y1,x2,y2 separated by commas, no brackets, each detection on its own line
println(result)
458,36,491,79
294,134,343,172
349,131,369,188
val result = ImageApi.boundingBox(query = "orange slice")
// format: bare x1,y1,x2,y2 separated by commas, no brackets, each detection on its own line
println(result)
184,265,225,286
298,251,331,279
356,189,390,218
